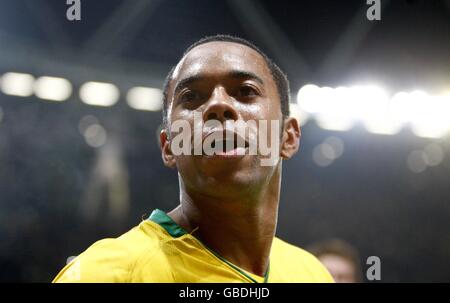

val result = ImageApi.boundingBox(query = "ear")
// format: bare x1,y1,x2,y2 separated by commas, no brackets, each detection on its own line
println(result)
160,129,177,168
280,117,301,160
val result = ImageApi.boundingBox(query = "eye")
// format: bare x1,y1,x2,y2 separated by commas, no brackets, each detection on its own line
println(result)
237,85,259,98
179,90,202,103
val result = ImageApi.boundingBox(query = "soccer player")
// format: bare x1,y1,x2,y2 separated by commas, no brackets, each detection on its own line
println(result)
308,238,363,283
53,35,334,283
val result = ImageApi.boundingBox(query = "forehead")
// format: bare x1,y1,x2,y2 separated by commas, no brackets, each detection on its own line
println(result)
171,41,273,84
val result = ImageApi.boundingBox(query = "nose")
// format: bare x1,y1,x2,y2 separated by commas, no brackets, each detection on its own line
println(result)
202,86,238,123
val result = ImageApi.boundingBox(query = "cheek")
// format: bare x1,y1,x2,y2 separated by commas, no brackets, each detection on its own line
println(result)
246,91,282,119
238,101,279,121
170,109,191,126
169,110,197,140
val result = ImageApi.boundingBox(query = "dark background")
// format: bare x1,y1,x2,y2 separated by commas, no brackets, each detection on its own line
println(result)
0,0,449,282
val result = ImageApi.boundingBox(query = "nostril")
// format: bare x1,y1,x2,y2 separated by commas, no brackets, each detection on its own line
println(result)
208,113,218,120
223,111,233,119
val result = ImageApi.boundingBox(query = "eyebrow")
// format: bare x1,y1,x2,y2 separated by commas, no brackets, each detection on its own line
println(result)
173,70,264,96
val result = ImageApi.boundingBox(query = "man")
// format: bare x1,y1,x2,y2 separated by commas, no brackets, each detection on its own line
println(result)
53,35,334,282
308,238,363,283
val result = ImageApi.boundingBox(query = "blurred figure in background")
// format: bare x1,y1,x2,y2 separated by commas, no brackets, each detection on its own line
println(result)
308,238,363,283
80,135,130,228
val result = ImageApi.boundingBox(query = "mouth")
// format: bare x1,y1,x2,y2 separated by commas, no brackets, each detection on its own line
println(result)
199,130,249,158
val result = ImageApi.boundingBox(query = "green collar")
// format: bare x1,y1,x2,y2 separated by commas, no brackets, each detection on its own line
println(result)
147,208,270,283
148,209,187,238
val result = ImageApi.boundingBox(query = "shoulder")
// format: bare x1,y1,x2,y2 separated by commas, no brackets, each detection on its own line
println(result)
271,237,335,283
53,220,163,283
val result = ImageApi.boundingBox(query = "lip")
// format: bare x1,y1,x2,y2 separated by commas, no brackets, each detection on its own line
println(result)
203,146,249,159
192,129,249,158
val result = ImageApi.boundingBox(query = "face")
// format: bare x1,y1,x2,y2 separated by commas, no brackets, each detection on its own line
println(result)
160,41,300,199
319,254,358,283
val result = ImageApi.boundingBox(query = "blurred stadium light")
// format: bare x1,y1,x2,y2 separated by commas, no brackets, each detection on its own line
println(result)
0,72,35,97
79,81,120,107
34,76,72,102
126,87,163,112
83,123,108,148
312,136,345,167
1,68,449,141
405,143,446,174
289,103,309,127
297,84,450,138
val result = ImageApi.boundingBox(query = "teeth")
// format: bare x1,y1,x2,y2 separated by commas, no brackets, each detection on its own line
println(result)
207,134,248,155
213,140,247,149
235,140,246,148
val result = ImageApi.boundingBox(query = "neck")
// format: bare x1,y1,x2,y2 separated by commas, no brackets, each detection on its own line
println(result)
167,165,282,277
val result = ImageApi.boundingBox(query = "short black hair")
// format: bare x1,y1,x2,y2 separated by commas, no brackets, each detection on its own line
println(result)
162,34,290,127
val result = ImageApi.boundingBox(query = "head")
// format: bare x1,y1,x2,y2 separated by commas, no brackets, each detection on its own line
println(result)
308,239,363,283
162,35,291,128
159,35,301,200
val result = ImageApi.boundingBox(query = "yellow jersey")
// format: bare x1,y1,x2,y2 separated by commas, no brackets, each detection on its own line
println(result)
53,209,334,283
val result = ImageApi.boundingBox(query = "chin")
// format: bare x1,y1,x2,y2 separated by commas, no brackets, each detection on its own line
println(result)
177,155,272,197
